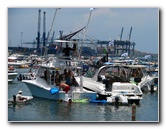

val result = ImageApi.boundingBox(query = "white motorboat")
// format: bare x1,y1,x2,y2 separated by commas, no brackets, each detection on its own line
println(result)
76,65,143,104
21,60,97,102
8,70,18,82
8,54,31,68
128,65,158,93
138,73,158,93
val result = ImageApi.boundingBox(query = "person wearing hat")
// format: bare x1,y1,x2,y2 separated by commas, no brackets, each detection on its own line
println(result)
72,39,79,58
16,90,27,101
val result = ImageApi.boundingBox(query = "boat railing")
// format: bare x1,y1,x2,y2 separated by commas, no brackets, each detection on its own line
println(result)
19,73,36,81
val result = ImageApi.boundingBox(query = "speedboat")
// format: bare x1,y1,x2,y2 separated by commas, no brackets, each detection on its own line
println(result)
138,69,158,93
8,55,31,68
21,59,97,102
75,65,143,104
126,64,158,93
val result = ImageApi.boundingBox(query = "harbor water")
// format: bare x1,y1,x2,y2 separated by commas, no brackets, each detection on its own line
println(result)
8,68,159,122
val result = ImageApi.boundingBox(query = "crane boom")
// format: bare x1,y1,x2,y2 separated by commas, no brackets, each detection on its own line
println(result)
120,27,124,41
128,26,132,41
37,9,41,52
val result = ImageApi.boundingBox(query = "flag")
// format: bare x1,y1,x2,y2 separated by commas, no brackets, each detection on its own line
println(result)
90,8,95,11
121,52,128,57
144,55,151,59
108,40,114,46
55,45,58,50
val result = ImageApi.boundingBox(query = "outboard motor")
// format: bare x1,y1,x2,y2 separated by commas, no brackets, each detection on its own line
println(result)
134,78,141,84
151,84,154,93
154,78,158,85
115,96,119,107
13,95,16,103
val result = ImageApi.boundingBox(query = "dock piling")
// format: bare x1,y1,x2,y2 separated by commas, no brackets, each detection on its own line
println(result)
132,103,136,121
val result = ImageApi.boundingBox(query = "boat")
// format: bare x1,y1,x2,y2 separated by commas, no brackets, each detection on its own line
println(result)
21,59,97,102
8,70,18,82
8,79,14,83
125,64,158,93
8,95,33,105
8,54,31,68
75,65,143,104
137,69,158,93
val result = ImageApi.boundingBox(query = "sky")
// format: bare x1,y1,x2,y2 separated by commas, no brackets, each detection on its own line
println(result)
8,8,158,54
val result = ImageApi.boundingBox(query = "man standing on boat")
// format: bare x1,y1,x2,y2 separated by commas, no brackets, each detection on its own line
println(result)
72,39,79,58
62,40,79,58
62,44,73,57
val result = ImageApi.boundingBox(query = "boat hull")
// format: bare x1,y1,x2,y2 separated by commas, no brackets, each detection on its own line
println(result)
22,81,66,101
8,73,18,80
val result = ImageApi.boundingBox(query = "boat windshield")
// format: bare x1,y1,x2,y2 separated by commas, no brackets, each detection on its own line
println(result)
84,67,96,78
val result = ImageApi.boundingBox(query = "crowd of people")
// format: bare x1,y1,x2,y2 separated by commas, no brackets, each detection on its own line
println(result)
50,69,78,93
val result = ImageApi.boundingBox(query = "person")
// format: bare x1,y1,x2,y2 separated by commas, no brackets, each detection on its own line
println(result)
60,69,68,82
56,82,70,93
120,69,127,82
72,39,77,50
62,44,74,57
62,44,74,65
71,74,78,86
66,70,72,85
133,67,143,78
44,69,47,81
55,71,60,84
8,65,14,71
29,68,34,78
72,39,79,58
16,90,27,101
137,67,143,78
101,55,107,63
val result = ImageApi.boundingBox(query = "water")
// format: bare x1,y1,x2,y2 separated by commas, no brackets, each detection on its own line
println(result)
8,68,159,122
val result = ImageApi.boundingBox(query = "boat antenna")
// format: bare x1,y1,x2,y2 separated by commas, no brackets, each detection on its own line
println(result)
86,8,95,31
79,8,95,59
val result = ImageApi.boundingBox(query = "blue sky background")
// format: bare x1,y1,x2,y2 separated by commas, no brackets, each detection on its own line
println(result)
8,8,158,54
